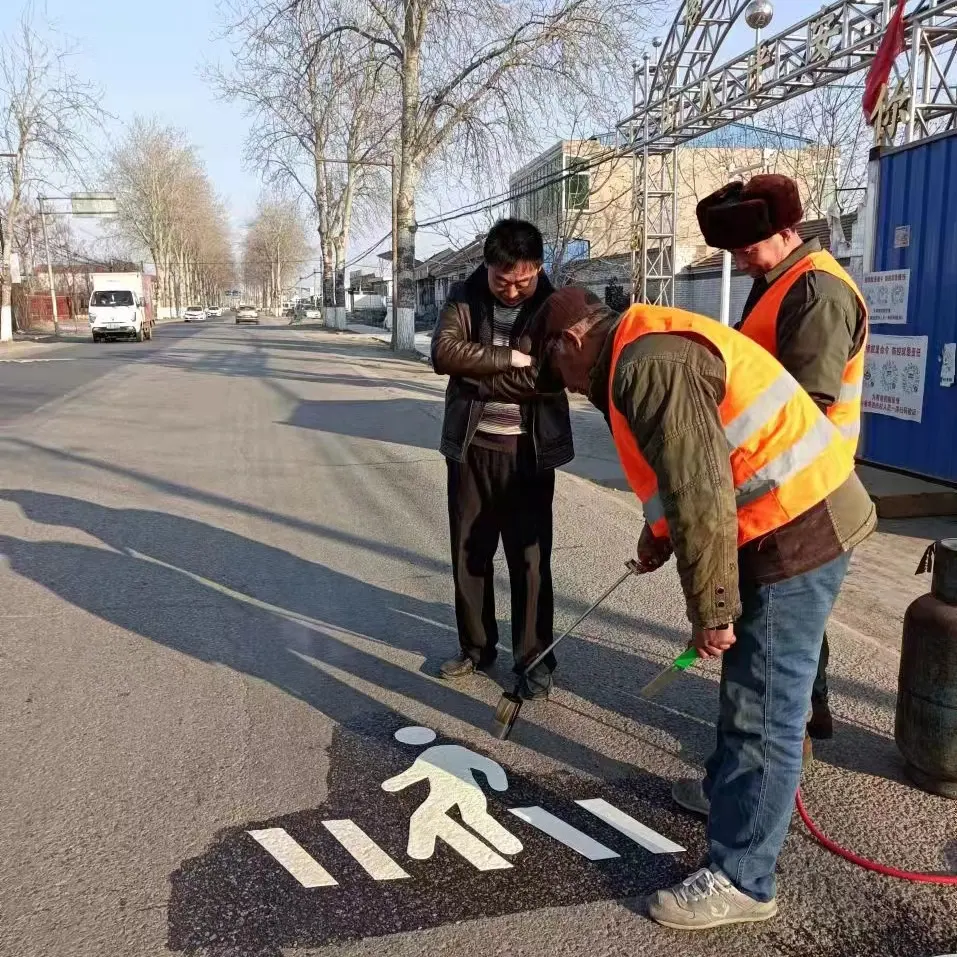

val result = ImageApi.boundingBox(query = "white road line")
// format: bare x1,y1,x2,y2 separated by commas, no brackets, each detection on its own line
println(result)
576,798,685,854
247,828,338,888
0,357,78,363
508,806,620,861
322,820,410,880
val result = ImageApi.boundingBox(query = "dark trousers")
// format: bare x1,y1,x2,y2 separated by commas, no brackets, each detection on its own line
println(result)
812,632,830,702
446,438,556,678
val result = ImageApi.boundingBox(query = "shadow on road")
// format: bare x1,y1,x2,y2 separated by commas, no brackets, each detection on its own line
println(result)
0,487,907,788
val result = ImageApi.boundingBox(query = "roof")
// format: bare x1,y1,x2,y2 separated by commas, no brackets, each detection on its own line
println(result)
414,236,485,280
689,211,858,270
688,122,814,150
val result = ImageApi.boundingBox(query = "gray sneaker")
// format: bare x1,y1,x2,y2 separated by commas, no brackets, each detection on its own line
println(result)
647,867,778,930
671,777,710,817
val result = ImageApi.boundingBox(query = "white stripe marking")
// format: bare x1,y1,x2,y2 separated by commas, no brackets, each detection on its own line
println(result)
576,798,685,854
322,820,410,880
508,806,619,860
248,828,338,887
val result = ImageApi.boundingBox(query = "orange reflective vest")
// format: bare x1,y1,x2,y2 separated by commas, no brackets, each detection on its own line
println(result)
608,305,855,547
737,249,867,454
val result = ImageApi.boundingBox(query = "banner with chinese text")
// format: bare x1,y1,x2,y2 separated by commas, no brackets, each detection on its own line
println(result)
862,334,928,423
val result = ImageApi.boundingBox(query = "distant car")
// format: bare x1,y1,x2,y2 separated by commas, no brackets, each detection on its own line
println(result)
294,303,322,322
207,306,222,317
236,305,259,325
183,305,206,322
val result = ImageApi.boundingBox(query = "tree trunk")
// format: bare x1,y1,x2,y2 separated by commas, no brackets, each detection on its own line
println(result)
393,171,418,352
393,45,421,353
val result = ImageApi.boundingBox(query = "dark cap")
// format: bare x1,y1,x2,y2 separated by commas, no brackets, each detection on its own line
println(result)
696,174,803,250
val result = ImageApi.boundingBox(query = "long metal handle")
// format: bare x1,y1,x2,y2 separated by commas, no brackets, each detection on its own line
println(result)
521,563,639,676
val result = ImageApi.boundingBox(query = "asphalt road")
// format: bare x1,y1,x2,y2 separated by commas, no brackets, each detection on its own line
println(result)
0,321,954,957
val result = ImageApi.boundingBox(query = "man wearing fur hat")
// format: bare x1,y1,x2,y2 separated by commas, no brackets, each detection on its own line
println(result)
694,173,869,748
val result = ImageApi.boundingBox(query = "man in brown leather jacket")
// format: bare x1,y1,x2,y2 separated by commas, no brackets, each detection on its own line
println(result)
430,219,573,699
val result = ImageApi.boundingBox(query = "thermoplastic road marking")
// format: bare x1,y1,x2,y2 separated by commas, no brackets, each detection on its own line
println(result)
508,806,620,861
322,820,410,880
247,828,338,888
576,798,686,854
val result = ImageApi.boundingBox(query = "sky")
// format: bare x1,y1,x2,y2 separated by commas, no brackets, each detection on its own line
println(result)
1,0,820,270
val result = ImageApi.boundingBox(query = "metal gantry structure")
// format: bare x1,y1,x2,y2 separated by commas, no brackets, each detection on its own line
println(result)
623,0,957,306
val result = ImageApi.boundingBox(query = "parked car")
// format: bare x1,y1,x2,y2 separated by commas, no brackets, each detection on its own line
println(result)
183,305,207,322
207,305,223,317
236,305,259,325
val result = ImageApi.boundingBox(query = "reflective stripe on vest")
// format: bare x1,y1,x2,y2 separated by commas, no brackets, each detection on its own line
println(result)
607,305,856,547
737,249,867,454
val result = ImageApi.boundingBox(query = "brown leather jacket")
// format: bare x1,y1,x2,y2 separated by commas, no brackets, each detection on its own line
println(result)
431,266,574,470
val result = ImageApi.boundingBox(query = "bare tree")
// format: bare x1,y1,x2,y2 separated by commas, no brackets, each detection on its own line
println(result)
242,195,312,312
290,0,648,350
211,1,393,327
0,6,103,338
107,118,234,316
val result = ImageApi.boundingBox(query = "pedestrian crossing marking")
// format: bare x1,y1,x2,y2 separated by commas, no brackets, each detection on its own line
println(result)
247,828,338,888
322,819,410,880
507,806,620,861
576,798,686,854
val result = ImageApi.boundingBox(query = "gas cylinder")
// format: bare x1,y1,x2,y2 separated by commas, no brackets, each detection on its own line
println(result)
895,538,957,799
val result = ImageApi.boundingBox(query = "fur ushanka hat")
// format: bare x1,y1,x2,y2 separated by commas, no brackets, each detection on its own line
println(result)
696,174,803,249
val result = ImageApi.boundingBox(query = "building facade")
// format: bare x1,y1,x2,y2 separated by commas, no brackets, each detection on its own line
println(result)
509,124,838,279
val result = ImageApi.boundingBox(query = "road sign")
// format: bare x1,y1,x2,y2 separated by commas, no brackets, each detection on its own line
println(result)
70,193,117,217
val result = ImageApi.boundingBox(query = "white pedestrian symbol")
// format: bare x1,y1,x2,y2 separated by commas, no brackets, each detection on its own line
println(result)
382,726,523,870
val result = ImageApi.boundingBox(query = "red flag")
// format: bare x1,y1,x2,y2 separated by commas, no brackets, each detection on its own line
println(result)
863,0,907,122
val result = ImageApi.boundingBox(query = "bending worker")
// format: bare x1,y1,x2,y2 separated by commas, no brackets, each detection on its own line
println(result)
536,287,875,930
696,174,869,744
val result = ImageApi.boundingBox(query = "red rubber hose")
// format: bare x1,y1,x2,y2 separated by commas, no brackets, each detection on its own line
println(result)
796,789,957,885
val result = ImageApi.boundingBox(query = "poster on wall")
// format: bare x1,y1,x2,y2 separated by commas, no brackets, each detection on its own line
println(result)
861,269,910,324
862,334,928,423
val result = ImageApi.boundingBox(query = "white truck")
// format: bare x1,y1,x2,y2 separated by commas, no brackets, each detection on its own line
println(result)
89,272,156,343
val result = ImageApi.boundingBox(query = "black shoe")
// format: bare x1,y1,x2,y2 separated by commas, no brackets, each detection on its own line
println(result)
518,673,553,701
807,696,834,740
439,651,496,680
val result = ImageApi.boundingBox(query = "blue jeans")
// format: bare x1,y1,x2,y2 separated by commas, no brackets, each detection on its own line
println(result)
703,551,852,902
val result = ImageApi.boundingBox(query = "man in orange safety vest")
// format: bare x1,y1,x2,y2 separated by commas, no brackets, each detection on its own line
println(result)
532,287,875,930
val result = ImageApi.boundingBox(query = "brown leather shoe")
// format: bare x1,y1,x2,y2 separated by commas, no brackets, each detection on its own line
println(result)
802,734,814,766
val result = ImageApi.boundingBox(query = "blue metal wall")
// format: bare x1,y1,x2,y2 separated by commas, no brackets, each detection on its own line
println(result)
860,131,957,482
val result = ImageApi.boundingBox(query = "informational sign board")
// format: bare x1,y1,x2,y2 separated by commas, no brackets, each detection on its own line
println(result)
863,334,928,423
894,224,911,248
9,253,21,284
942,342,956,388
70,193,117,217
862,269,910,325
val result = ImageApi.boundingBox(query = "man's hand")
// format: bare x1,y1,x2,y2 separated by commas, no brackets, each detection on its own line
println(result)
510,349,532,368
635,522,673,573
692,624,736,659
